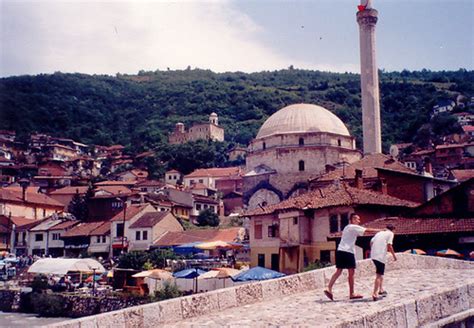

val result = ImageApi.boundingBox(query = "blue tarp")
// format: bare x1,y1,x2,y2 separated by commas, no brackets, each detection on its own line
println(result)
173,268,207,279
232,266,285,282
173,242,204,255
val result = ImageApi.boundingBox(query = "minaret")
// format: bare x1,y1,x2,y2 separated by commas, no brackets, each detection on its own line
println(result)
357,0,382,154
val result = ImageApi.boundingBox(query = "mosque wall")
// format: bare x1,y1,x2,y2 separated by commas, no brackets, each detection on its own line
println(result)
248,133,354,152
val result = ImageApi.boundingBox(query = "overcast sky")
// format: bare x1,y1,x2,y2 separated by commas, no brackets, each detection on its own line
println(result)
1,0,473,77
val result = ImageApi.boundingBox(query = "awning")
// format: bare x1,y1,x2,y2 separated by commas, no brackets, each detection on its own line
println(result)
28,258,105,275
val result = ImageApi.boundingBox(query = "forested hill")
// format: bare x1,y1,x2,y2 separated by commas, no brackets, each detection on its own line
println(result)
1,68,473,153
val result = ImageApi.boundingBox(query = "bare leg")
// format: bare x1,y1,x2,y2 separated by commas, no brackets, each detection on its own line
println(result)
327,268,343,293
348,268,355,297
379,276,384,293
372,274,382,298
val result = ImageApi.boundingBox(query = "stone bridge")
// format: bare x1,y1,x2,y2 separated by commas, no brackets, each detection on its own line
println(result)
49,254,474,327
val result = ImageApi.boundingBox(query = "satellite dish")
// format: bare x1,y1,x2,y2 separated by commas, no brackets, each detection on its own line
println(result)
389,145,399,158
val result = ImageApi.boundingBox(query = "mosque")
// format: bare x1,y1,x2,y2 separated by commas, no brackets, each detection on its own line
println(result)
243,104,362,209
244,0,381,210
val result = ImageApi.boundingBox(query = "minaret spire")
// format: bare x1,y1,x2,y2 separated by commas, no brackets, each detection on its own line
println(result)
357,0,382,154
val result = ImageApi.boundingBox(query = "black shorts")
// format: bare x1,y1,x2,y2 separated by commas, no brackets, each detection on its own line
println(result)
372,259,385,275
335,250,356,269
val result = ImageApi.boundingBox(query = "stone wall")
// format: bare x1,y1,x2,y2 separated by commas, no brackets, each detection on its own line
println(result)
0,289,21,312
48,254,474,327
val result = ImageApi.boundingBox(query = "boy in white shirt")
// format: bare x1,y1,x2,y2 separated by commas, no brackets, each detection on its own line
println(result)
370,224,397,301
324,214,382,300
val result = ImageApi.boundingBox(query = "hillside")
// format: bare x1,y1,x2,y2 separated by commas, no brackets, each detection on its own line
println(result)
1,68,473,154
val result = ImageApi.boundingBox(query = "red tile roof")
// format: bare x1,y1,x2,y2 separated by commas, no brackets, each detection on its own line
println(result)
193,194,219,204
49,186,89,195
245,183,419,217
166,169,181,174
185,167,242,179
129,212,171,229
135,180,164,187
94,185,132,195
0,188,65,208
110,204,151,222
10,216,35,227
62,221,110,237
358,217,474,236
311,153,414,182
462,125,474,133
450,169,474,182
154,227,242,247
48,220,79,231
94,181,136,187
90,221,111,236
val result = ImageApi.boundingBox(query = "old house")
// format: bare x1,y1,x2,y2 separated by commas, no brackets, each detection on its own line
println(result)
28,215,78,256
62,221,110,258
165,170,183,186
0,188,64,220
48,186,89,208
128,212,183,251
245,183,418,274
169,113,224,145
183,167,242,190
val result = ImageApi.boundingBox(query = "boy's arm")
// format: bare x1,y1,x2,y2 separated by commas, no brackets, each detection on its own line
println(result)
363,228,383,234
387,244,397,261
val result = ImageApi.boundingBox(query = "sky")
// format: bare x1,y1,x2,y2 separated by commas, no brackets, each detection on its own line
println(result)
0,0,473,77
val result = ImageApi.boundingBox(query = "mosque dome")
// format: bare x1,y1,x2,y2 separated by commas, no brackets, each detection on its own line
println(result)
256,103,351,139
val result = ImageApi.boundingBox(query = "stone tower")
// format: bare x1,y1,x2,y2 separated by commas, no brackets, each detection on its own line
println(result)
357,0,382,154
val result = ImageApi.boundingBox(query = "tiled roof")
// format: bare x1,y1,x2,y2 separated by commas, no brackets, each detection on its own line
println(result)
94,180,137,186
49,186,89,195
10,216,35,227
193,194,219,204
166,169,181,174
190,183,210,190
311,153,414,182
135,180,164,187
94,185,132,196
48,220,79,231
0,188,65,208
154,227,242,246
245,183,419,217
110,204,150,222
129,212,170,229
184,167,241,179
89,221,111,236
358,217,474,236
62,221,110,237
436,143,468,150
462,125,474,132
450,169,474,182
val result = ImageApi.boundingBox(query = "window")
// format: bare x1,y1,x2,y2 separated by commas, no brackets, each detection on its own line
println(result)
268,224,279,238
329,215,339,233
338,139,342,147
97,236,101,243
52,233,60,241
299,138,304,146
116,223,124,237
35,234,43,242
293,217,298,225
262,142,266,150
299,160,305,171
340,213,349,230
254,222,263,239
102,236,106,243
204,204,208,209
142,231,148,240
196,204,202,210
199,179,204,183
209,205,215,212
258,254,265,267
190,179,195,184
136,231,141,240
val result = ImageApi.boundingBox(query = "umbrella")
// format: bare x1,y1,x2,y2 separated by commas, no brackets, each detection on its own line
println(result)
173,268,207,293
232,266,285,282
106,270,114,278
133,269,174,293
174,242,204,255
199,267,241,287
436,249,463,258
85,274,102,283
404,249,426,255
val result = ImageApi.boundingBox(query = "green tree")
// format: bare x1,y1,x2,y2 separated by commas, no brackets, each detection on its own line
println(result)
117,251,149,270
67,191,88,221
196,209,220,227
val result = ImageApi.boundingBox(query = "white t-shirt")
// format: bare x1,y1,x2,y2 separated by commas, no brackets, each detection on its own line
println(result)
337,224,366,254
370,230,394,263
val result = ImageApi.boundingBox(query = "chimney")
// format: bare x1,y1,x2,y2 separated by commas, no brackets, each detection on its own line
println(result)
380,178,387,195
19,178,30,202
355,169,364,189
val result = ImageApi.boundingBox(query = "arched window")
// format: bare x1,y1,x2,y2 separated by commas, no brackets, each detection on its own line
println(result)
298,160,305,171
338,139,342,147
299,138,304,146
263,142,266,150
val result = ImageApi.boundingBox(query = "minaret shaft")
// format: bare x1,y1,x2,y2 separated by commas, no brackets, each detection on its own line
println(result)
357,8,382,154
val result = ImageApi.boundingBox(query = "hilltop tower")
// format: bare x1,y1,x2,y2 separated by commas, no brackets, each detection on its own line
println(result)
357,0,382,154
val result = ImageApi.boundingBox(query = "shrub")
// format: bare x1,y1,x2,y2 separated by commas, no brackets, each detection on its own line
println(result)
302,260,332,272
30,275,48,293
31,293,68,317
196,208,220,227
151,282,183,302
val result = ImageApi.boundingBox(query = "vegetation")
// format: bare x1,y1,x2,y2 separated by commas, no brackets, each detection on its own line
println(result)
1,68,473,175
31,293,68,317
117,249,179,270
302,260,332,272
151,281,183,302
196,209,220,227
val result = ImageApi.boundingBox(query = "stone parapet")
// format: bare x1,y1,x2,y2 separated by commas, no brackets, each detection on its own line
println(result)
47,254,474,327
